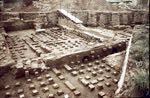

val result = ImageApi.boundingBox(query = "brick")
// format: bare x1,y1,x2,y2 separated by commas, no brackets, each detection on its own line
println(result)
19,94,25,98
48,94,54,98
104,75,111,79
15,82,21,87
5,92,11,97
88,84,95,91
93,66,98,71
57,89,64,96
80,78,89,86
105,67,111,72
97,78,104,82
73,90,81,96
85,76,91,80
91,79,98,84
86,68,92,72
98,91,106,98
48,78,54,84
79,70,84,74
42,87,49,93
92,71,97,77
98,69,103,74
71,71,78,76
52,83,59,89
17,89,24,94
32,89,39,96
27,79,32,83
100,65,105,68
64,81,76,91
37,76,42,81
95,60,100,65
105,82,111,87
88,63,92,67
5,85,10,90
97,83,103,90
113,79,118,84
45,74,51,79
58,75,65,80
40,81,46,87
52,68,61,76
29,84,35,90
80,64,85,69
64,64,72,72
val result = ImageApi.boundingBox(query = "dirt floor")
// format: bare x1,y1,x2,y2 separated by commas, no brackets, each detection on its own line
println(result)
0,52,125,98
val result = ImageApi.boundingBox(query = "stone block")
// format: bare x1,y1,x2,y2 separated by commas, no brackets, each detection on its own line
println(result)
64,81,76,91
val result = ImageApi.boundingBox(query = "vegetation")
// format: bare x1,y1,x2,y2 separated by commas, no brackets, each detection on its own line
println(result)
128,25,149,97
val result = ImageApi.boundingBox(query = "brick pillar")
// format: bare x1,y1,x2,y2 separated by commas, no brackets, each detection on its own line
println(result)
111,12,120,26
87,12,97,26
98,13,108,27
120,13,129,25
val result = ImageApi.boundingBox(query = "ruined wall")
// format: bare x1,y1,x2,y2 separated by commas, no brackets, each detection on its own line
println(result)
44,40,127,68
71,10,149,27
0,11,58,31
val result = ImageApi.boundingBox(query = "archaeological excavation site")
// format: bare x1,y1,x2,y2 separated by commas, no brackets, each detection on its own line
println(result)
0,0,149,98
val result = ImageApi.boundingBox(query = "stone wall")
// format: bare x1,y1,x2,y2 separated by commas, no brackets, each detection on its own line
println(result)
44,40,127,68
0,11,58,31
71,10,149,27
